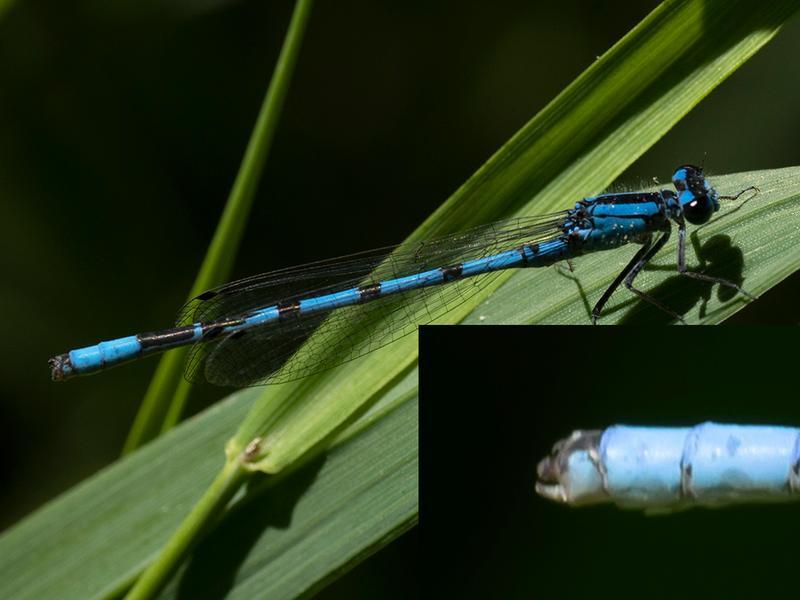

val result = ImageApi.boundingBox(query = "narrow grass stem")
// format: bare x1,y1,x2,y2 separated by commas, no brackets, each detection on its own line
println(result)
124,459,250,600
123,0,315,454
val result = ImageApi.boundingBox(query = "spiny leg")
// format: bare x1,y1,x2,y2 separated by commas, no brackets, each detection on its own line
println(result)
591,235,654,324
622,229,687,324
676,218,756,300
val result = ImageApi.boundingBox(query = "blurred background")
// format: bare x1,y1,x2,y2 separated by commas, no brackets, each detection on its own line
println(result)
1,0,799,596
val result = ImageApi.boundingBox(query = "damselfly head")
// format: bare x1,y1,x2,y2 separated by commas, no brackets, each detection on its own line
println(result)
672,164,719,225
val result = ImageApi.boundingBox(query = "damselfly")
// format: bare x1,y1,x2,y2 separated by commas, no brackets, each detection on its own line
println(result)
50,165,756,387
536,422,800,513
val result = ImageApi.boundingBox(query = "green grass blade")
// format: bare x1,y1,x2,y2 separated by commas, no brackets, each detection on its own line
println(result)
0,379,417,600
122,0,315,454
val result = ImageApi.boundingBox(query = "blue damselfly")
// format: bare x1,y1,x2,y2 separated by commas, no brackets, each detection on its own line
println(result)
50,165,756,387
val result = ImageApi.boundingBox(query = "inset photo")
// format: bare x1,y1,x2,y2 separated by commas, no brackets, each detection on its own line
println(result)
420,326,797,598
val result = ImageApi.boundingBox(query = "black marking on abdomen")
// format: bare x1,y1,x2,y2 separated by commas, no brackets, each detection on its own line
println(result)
592,192,661,205
202,316,246,339
519,244,538,266
139,325,196,349
441,264,463,282
278,300,301,318
358,283,382,302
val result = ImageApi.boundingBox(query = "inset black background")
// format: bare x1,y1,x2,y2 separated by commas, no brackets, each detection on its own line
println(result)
420,326,797,598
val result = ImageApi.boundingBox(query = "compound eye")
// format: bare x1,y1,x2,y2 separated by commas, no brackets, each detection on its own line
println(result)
672,164,703,193
683,195,713,224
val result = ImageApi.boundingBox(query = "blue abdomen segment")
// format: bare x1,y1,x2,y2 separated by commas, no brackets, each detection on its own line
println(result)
378,269,448,295
682,423,800,499
536,423,800,512
49,325,204,380
51,335,143,379
74,335,141,370
520,239,573,267
601,426,690,505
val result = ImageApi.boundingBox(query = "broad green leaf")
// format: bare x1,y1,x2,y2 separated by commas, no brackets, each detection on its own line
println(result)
0,374,417,600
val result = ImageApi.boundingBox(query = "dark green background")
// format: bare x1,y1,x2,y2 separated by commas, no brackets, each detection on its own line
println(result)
1,1,799,596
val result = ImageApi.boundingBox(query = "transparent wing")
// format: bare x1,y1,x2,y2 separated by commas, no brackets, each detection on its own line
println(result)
176,215,566,326
193,271,505,386
180,213,567,386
